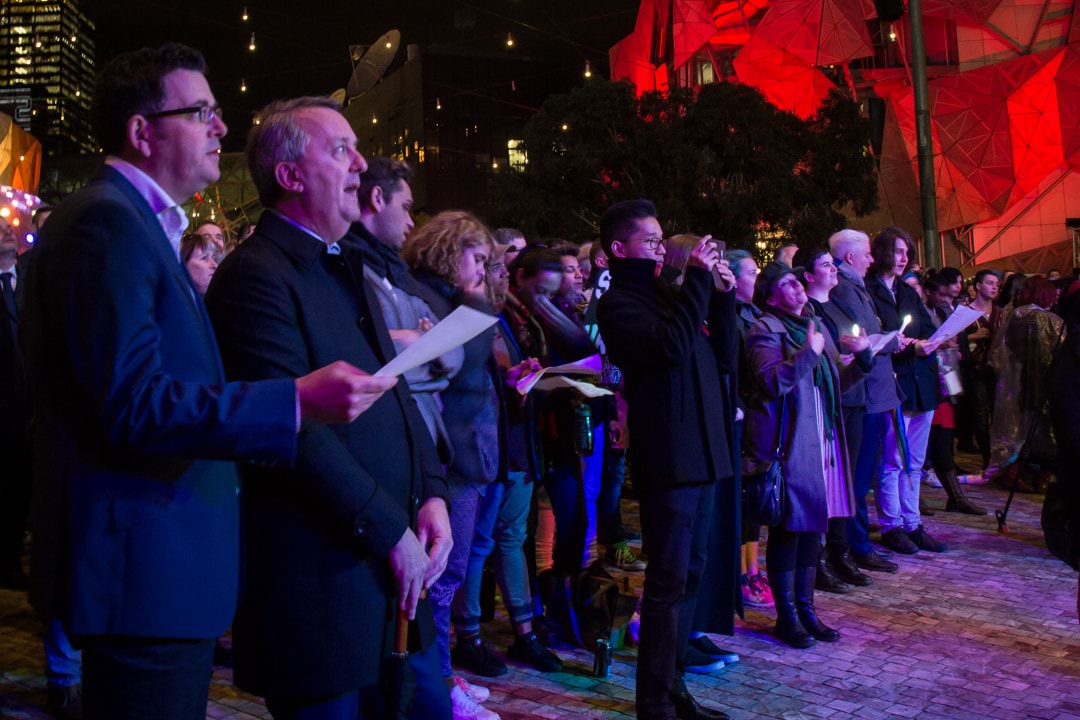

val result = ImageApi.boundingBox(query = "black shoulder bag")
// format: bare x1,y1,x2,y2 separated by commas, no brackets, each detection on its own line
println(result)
742,396,789,527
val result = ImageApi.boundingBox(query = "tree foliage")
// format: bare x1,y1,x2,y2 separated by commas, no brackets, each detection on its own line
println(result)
491,80,879,256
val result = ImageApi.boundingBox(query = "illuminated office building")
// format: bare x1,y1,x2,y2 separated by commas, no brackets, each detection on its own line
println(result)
0,0,96,156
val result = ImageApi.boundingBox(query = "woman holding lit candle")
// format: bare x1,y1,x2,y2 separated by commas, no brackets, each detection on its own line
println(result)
743,262,868,648
867,227,949,555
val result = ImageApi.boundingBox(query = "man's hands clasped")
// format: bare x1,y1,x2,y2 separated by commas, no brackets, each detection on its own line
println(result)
390,498,452,620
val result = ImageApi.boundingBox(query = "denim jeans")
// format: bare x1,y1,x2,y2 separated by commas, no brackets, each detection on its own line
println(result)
878,409,933,533
597,448,627,547
44,618,82,687
848,409,888,554
453,471,533,636
546,426,604,574
428,482,483,678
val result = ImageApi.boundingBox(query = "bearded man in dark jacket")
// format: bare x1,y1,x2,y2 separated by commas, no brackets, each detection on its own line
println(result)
597,199,737,720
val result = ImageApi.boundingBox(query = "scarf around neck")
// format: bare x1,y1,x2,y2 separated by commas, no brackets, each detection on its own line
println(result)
776,310,839,440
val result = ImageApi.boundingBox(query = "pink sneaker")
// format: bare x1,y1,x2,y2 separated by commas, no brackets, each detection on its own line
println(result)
741,574,770,608
750,573,774,608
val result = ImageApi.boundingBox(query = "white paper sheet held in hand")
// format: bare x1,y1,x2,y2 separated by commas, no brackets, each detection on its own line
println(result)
515,354,602,395
927,305,983,346
532,376,613,397
375,305,498,378
867,330,899,356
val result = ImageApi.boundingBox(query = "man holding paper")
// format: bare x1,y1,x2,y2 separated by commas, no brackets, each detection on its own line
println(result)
828,229,904,574
205,97,452,718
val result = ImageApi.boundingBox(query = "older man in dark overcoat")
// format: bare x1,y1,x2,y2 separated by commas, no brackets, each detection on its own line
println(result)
205,96,452,719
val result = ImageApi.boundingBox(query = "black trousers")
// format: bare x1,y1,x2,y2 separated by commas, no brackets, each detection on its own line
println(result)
636,480,715,720
81,636,214,720
0,439,31,576
827,406,864,550
972,374,996,467
928,424,955,475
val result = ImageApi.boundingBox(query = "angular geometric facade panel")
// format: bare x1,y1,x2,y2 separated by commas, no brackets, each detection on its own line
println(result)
732,34,836,118
754,0,874,66
612,0,1078,261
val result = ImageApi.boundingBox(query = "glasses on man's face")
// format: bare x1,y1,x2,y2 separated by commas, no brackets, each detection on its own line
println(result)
146,103,222,124
619,236,665,251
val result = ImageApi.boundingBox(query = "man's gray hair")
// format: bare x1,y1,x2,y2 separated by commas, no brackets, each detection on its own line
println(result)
246,96,342,207
828,228,870,261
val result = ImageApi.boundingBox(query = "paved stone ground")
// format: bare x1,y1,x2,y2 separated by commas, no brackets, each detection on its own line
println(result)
3,464,1079,719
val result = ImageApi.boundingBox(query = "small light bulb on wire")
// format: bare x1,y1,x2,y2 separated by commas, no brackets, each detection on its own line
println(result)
584,60,592,78
506,33,515,48
888,25,897,41
561,123,569,132
240,78,247,93
372,114,378,125
242,5,249,21
249,32,256,51
436,98,442,110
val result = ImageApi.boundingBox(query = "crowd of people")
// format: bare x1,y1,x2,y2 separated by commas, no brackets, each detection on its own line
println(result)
2,41,1079,720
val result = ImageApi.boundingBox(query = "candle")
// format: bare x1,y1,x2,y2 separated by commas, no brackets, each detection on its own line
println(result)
852,324,860,338
900,314,912,333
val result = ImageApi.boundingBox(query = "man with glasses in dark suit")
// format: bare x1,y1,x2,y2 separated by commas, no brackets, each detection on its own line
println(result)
21,44,386,720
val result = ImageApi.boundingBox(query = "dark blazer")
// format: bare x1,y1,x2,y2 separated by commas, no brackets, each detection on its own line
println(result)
411,271,503,488
205,211,448,701
597,259,737,489
20,166,297,637
868,277,941,413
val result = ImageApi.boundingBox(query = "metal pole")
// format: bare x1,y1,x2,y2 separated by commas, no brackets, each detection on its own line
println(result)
908,0,941,267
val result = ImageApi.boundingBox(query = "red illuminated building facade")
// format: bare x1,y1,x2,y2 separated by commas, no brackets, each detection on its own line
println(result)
611,0,1080,271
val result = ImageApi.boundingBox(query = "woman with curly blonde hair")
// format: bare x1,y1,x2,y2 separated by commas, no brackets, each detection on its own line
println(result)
405,211,561,708
403,210,493,304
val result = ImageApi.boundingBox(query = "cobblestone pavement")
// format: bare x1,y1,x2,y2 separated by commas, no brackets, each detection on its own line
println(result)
3,472,1079,719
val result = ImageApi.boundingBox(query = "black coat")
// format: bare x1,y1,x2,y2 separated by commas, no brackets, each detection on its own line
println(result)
598,259,737,486
868,277,941,413
205,212,447,700
1048,327,1080,569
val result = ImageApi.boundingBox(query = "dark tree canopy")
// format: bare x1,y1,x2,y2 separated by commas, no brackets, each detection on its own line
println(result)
490,80,879,259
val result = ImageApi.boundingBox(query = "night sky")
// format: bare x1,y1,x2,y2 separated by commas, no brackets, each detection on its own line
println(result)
84,0,639,150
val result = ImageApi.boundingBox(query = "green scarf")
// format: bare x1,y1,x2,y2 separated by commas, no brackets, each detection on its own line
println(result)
777,310,839,440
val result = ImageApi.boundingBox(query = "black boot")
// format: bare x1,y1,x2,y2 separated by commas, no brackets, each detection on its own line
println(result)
670,680,730,719
940,469,987,515
815,547,852,594
795,566,841,643
827,545,872,587
770,570,815,649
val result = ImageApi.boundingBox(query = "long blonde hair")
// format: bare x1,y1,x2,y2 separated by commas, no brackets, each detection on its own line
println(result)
402,210,494,291
662,234,699,283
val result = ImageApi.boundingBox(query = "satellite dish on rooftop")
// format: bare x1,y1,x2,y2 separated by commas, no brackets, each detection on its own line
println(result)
329,88,347,105
346,29,401,99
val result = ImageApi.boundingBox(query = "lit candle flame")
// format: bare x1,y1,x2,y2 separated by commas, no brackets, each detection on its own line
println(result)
900,314,912,333
852,324,860,338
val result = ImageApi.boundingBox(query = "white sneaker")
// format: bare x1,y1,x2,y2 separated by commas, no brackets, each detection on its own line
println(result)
453,675,490,702
924,469,942,487
959,473,988,485
450,684,500,720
